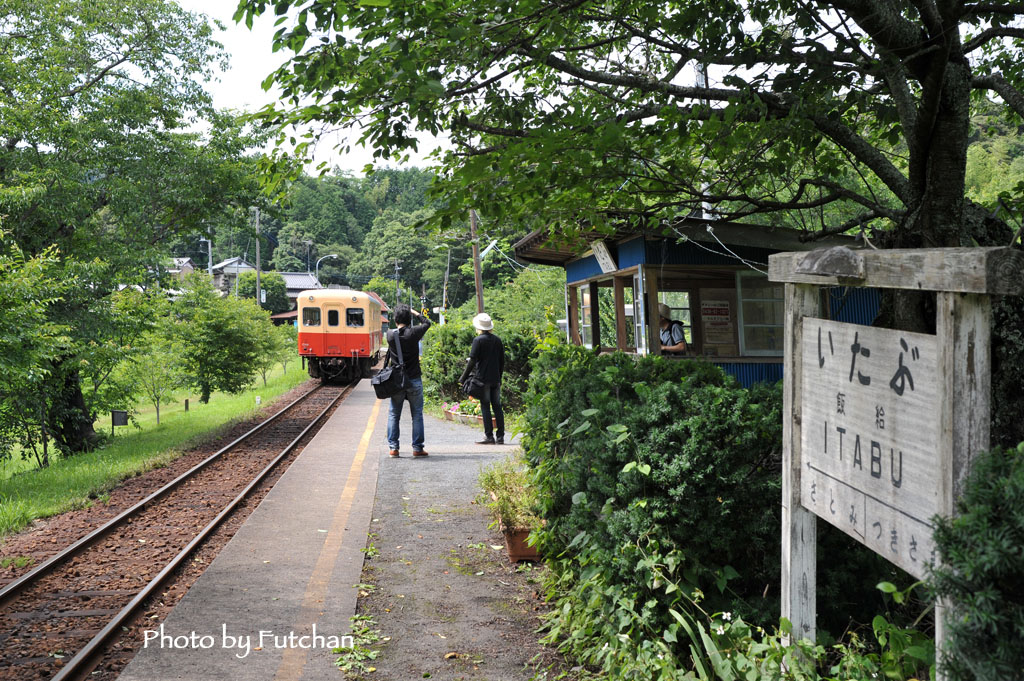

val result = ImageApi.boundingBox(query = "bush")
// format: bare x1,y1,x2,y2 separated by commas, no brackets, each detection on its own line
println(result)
929,441,1024,681
420,320,541,411
522,343,930,679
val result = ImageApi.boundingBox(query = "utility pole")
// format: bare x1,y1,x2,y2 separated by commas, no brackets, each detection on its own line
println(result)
254,208,261,308
393,258,402,315
469,209,484,313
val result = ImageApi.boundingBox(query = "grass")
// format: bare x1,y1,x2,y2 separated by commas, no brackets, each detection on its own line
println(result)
0,360,311,538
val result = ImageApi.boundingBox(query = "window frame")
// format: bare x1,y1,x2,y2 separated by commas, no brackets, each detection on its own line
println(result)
736,271,784,357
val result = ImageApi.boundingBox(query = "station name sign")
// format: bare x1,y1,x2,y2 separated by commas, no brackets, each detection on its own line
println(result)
800,318,938,579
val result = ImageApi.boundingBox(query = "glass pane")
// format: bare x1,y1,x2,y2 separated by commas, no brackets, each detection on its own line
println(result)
623,287,636,348
327,309,339,326
599,286,617,349
302,308,321,327
742,300,784,325
744,326,783,352
740,276,780,299
346,308,364,327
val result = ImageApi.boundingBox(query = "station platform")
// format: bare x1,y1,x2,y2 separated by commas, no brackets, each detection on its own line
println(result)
116,381,428,681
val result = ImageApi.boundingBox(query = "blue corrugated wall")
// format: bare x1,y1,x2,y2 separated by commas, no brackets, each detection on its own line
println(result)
827,286,880,326
714,362,784,388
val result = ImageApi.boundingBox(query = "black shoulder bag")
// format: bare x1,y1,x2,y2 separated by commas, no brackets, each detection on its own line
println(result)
371,330,409,399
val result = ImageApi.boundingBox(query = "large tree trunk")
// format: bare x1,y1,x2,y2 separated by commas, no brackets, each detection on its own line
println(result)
51,369,102,454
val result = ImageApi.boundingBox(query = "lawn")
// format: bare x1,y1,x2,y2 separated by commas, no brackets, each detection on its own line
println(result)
0,360,311,538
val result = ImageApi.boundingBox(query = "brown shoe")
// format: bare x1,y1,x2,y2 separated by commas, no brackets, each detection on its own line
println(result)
389,450,400,457
412,450,429,457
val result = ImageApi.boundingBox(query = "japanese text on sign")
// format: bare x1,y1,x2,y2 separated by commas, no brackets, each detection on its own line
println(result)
801,318,939,579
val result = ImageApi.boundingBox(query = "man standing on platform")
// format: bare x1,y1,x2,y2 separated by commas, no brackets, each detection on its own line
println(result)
459,313,505,445
386,304,431,457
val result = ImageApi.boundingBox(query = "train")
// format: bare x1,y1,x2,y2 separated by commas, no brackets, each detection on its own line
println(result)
297,288,383,382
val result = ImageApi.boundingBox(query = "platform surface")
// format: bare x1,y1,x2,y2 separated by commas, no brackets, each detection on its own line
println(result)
118,381,388,681
119,380,515,681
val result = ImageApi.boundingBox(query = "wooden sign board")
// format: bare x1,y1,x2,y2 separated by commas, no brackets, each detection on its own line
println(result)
800,318,938,579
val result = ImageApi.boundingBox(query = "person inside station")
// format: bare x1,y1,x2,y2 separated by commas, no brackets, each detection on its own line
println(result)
658,303,688,355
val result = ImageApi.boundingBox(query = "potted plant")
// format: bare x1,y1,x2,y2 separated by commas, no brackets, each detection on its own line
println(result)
479,457,541,562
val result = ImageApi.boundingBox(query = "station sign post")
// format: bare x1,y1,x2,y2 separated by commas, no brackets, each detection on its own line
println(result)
768,246,1024,676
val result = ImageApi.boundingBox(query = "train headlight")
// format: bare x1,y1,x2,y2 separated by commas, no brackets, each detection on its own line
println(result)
308,295,315,301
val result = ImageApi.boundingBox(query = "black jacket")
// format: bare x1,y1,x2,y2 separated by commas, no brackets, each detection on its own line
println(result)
459,331,505,386
387,320,431,379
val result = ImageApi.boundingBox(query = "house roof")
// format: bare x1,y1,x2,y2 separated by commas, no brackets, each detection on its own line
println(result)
366,290,390,313
513,216,861,266
172,257,195,269
212,257,255,272
279,271,320,293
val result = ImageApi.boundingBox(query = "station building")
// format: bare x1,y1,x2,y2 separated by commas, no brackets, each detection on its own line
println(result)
514,217,879,387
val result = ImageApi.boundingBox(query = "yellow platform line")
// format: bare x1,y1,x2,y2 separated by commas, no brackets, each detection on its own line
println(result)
274,399,381,681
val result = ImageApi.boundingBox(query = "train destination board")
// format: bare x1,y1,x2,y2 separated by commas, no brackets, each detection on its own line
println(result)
800,318,939,579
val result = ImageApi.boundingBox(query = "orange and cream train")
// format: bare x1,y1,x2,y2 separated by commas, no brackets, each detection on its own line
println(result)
297,289,383,382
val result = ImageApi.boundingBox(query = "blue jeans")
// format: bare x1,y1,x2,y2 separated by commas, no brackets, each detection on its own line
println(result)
387,377,424,452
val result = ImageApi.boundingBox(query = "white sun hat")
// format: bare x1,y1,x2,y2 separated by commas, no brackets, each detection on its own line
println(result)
472,312,494,331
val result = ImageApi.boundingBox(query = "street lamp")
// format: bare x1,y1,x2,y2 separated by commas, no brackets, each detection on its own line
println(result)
315,254,338,287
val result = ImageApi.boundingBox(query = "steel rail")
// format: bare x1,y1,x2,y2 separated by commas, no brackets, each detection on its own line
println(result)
0,382,332,608
49,382,352,681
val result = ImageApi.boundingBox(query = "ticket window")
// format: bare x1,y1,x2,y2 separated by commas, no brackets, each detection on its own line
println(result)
657,291,693,345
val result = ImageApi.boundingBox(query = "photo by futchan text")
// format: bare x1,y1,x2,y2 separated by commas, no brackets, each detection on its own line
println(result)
142,623,352,659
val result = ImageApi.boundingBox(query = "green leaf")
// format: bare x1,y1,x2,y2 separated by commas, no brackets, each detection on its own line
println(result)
581,408,599,416
358,0,391,6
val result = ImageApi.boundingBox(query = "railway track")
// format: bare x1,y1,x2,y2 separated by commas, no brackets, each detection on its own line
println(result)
0,381,354,681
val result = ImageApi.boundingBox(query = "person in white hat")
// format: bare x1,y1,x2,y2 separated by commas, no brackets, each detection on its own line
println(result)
459,312,505,445
658,303,688,354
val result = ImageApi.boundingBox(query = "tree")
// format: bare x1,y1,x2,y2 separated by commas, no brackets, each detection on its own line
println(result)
0,235,70,467
237,270,291,314
119,335,184,425
167,275,263,403
239,0,1024,442
252,322,293,387
2,0,271,451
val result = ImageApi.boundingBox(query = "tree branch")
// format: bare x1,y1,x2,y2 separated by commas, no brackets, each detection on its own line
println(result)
972,73,1024,119
963,27,1024,53
810,114,912,203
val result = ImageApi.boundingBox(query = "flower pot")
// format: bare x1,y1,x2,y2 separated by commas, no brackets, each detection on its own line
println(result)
443,410,454,421
502,526,539,563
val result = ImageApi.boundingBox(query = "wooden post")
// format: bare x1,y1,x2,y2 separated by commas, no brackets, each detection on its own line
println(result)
614,276,628,351
646,272,661,355
588,281,600,350
567,286,581,346
781,283,819,644
934,292,991,674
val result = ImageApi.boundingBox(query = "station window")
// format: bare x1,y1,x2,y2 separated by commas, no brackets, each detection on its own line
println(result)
658,291,693,343
346,308,364,327
327,309,340,327
579,289,593,348
302,307,321,327
737,271,784,356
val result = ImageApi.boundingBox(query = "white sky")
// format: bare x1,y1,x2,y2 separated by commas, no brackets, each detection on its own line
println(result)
175,0,442,176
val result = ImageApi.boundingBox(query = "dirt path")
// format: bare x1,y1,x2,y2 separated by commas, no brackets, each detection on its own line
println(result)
347,421,571,681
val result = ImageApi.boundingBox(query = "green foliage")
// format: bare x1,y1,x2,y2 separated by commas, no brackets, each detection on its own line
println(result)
165,275,266,403
236,270,291,314
523,345,782,623
478,455,541,530
115,334,184,425
929,442,1024,681
2,0,271,452
251,322,294,387
522,344,932,679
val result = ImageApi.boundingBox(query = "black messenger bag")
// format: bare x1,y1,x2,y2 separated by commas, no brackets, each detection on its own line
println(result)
371,330,409,399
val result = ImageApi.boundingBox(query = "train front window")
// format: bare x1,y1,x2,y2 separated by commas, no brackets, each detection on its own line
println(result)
327,309,340,327
346,308,364,327
302,308,321,327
